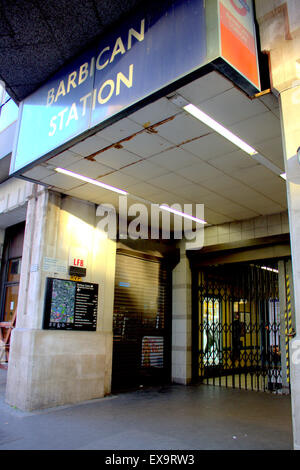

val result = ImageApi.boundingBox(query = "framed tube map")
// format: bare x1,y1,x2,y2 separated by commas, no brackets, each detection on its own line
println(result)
43,277,98,331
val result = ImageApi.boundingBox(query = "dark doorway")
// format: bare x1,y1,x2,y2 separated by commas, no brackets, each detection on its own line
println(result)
0,222,25,365
112,252,171,391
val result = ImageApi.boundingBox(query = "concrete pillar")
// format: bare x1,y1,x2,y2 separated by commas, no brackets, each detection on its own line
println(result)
279,87,300,448
6,187,116,410
171,242,192,385
255,0,300,449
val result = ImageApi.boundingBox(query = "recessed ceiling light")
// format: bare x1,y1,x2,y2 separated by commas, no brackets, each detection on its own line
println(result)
261,266,279,273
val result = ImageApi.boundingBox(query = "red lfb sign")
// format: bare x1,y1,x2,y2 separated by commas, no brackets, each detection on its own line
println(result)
73,258,84,267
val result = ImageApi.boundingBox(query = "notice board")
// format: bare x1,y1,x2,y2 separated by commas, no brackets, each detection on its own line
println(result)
43,277,98,331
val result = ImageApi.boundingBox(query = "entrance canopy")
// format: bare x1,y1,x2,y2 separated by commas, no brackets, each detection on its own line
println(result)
19,70,286,226
2,0,287,226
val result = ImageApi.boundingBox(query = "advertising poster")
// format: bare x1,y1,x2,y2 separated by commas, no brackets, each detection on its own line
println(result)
141,336,164,368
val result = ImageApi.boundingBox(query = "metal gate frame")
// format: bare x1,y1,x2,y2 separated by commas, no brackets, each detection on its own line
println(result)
192,259,290,393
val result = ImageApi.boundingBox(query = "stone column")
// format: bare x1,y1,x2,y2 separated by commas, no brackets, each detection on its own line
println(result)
6,188,116,410
255,0,300,448
171,242,192,385
279,86,300,449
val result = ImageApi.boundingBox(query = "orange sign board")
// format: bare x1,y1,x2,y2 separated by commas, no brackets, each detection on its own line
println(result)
219,0,260,91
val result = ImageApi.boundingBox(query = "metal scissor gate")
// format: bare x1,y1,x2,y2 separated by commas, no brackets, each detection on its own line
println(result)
194,261,285,393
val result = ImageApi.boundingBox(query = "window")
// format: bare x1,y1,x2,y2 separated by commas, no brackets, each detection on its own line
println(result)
0,222,25,323
0,86,18,132
2,258,21,322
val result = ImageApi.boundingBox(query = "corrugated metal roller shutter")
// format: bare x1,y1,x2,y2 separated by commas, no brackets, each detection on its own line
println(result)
112,252,171,391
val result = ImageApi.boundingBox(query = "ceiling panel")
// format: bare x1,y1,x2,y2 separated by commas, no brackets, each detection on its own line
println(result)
245,201,285,215
255,136,285,168
155,112,210,145
121,132,172,158
66,158,114,179
147,172,192,192
209,151,259,173
64,183,101,201
128,97,180,127
92,190,127,207
125,182,164,198
219,186,273,206
99,171,142,189
195,192,258,220
211,206,260,219
229,111,281,147
41,172,83,190
230,165,281,185
196,87,267,127
230,188,286,213
95,117,143,143
269,107,280,118
70,135,111,157
147,147,201,171
24,165,55,180
200,195,246,212
258,93,279,111
201,178,246,193
180,133,237,161
121,160,169,180
176,71,233,106
248,179,287,205
94,147,142,170
173,183,214,201
47,150,83,167
150,190,192,206
176,161,228,184
203,208,232,225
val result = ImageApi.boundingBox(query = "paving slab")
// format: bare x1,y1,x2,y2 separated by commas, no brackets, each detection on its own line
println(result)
0,368,293,450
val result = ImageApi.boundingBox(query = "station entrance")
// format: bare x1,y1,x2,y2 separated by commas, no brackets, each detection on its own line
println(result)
193,259,292,393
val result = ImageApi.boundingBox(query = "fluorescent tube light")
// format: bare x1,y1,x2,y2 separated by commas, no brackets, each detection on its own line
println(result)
183,103,258,156
159,204,207,225
55,167,128,195
261,266,279,274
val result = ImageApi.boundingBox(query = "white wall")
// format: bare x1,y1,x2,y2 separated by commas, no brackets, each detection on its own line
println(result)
6,188,116,410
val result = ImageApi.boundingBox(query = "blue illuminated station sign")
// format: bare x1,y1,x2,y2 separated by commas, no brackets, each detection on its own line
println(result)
11,0,207,174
